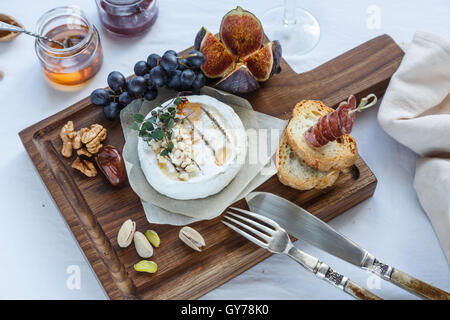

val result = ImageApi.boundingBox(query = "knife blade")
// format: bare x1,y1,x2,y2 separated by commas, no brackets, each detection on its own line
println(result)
246,191,368,266
245,191,450,300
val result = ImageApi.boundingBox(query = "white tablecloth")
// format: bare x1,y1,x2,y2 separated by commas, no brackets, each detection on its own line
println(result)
1,0,449,299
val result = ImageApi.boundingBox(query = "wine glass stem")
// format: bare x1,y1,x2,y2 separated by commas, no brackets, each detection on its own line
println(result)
283,0,297,26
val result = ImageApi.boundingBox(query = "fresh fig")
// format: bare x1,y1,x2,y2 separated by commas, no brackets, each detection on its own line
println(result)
194,7,282,94
244,40,282,82
220,6,264,59
215,64,260,94
195,27,235,78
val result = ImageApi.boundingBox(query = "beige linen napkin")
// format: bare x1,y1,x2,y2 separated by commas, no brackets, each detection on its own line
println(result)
378,31,450,264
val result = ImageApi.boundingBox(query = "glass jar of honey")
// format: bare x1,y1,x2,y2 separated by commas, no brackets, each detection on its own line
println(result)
35,6,103,86
95,0,159,36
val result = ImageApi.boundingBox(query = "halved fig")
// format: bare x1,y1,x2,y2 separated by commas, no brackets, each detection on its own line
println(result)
219,6,264,59
194,7,282,94
195,27,235,78
244,40,282,82
215,64,260,94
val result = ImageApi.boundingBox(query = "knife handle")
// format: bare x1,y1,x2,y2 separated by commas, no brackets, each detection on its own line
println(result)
389,269,450,300
314,261,383,300
362,255,449,300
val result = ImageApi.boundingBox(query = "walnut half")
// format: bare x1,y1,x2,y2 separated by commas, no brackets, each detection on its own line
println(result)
60,121,76,158
81,124,107,154
77,148,93,157
71,157,97,177
73,128,87,150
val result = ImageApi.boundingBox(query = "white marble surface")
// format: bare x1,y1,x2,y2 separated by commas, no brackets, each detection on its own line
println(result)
0,0,449,299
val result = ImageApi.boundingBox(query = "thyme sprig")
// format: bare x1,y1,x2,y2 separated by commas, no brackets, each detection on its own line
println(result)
132,96,188,156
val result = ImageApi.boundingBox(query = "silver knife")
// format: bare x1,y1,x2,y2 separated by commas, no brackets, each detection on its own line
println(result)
246,192,450,300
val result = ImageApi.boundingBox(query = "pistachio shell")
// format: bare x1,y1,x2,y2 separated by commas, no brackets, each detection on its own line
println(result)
145,230,160,248
134,260,158,274
179,226,206,252
134,231,154,258
117,219,136,248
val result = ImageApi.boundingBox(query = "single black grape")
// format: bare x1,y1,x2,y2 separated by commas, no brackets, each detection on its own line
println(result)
90,88,111,106
167,70,182,89
107,71,126,92
127,76,146,96
180,69,195,88
146,53,161,69
104,102,120,121
144,88,158,101
149,66,166,88
185,50,206,68
192,72,205,90
134,61,149,76
164,50,177,57
177,58,189,71
118,91,133,107
160,51,178,73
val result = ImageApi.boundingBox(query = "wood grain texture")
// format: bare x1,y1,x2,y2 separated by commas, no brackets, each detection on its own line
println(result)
19,34,404,300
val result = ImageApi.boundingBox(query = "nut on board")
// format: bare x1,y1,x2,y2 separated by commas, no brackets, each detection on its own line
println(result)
117,219,136,248
179,226,206,252
60,121,76,158
59,121,107,160
82,124,107,154
134,231,154,258
134,260,157,274
145,230,160,248
71,157,97,177
77,148,93,158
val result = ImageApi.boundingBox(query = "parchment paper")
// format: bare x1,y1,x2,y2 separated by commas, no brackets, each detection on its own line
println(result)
138,157,277,225
120,86,286,225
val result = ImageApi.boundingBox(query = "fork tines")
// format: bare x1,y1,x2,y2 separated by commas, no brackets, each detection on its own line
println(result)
222,207,279,248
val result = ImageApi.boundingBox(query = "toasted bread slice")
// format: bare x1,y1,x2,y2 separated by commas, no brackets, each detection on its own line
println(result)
277,131,340,190
286,100,358,171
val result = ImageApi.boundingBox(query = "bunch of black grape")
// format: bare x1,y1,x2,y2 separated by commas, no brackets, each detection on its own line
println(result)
90,50,206,121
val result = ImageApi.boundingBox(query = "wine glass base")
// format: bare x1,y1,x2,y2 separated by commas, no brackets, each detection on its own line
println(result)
261,7,320,56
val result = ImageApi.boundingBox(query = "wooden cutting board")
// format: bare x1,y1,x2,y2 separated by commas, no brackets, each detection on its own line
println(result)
19,34,404,300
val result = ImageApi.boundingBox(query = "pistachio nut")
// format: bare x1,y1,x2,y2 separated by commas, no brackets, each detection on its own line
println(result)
134,260,157,274
179,226,206,252
145,230,160,248
134,231,154,258
117,219,136,248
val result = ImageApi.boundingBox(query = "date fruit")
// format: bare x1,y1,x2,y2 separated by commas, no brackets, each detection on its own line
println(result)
95,145,127,187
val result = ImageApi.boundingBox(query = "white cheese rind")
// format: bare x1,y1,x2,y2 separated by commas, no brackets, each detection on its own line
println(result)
137,95,247,200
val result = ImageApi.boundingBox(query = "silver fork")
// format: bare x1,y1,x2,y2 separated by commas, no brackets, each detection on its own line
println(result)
223,207,382,300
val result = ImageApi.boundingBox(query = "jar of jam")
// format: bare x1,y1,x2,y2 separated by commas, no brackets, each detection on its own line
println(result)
95,0,159,36
34,6,103,86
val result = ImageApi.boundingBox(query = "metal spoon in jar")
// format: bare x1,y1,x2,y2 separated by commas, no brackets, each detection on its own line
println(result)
0,20,66,48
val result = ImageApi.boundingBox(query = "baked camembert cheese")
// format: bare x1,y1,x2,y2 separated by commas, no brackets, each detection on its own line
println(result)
138,95,247,199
